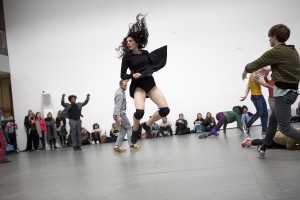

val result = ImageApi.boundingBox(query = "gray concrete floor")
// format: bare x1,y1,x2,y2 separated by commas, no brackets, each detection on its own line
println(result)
1,125,300,200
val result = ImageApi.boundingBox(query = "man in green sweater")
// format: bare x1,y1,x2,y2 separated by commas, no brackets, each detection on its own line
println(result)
242,24,300,159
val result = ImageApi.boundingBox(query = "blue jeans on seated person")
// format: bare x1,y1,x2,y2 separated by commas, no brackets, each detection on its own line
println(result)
241,114,250,127
195,124,205,133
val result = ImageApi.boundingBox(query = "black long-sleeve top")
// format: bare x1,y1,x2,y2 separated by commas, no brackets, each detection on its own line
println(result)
120,45,167,80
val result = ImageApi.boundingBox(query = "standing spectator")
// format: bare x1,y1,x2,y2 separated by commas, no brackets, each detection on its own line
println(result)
45,112,58,150
55,110,67,148
205,112,216,132
61,94,90,151
194,113,206,133
24,110,34,151
158,117,173,136
34,112,46,150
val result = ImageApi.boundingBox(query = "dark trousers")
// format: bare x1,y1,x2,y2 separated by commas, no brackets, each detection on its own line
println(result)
57,133,66,147
263,91,300,146
215,112,227,131
25,129,31,151
158,126,173,135
91,132,100,143
69,119,82,148
34,132,45,150
246,95,268,132
8,132,17,151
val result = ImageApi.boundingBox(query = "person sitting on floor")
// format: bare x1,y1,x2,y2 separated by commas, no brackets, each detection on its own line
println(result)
149,116,160,138
204,112,216,132
175,113,190,135
81,127,91,145
158,117,173,136
91,123,102,144
194,113,206,133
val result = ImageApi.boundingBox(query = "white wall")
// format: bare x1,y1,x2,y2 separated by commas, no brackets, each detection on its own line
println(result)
4,0,300,150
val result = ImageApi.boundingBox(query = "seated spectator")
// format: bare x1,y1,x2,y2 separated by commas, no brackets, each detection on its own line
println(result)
175,113,190,135
242,129,300,150
149,116,160,138
204,112,216,132
6,115,19,152
241,105,253,128
91,123,102,144
194,113,206,133
81,127,91,145
158,117,173,137
108,122,119,143
291,102,300,123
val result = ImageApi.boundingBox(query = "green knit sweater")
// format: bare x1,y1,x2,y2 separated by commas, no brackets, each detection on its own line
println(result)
245,44,300,88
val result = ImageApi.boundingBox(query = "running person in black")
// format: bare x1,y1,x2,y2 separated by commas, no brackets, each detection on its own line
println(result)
117,13,170,144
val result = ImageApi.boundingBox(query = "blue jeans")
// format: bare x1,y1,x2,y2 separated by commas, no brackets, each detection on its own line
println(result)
241,114,250,127
194,124,205,132
246,95,268,132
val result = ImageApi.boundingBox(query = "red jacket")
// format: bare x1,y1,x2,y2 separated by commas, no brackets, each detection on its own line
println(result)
34,119,47,132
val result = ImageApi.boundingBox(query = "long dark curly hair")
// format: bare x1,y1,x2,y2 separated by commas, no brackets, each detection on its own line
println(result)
116,13,149,58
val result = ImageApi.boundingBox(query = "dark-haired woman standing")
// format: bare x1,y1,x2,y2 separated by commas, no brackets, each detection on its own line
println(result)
117,13,170,145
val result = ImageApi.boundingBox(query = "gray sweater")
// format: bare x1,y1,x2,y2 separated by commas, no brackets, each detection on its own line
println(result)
113,88,127,116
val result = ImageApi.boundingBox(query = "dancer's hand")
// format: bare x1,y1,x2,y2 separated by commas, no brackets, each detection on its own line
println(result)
87,94,90,99
62,94,65,98
117,116,123,125
240,95,247,101
133,73,142,79
242,71,247,80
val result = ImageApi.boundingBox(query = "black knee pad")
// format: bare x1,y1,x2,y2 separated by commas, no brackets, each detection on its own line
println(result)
134,109,144,120
159,107,170,117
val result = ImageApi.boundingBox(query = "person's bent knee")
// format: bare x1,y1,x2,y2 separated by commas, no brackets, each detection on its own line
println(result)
134,109,144,120
159,107,170,117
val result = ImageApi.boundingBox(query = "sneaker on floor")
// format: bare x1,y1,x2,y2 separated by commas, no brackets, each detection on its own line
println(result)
130,145,141,151
243,127,250,136
131,130,138,144
141,122,152,139
257,146,265,159
114,146,126,153
241,138,252,147
198,133,208,139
